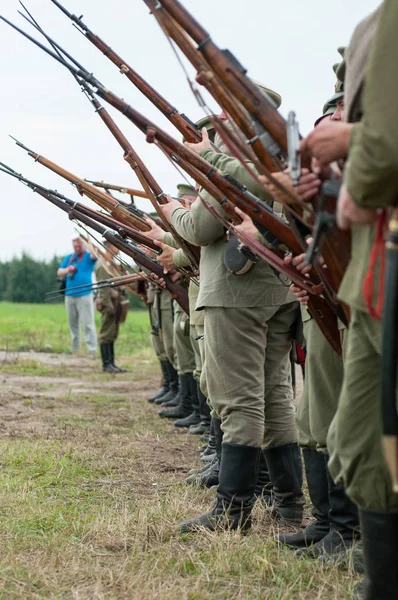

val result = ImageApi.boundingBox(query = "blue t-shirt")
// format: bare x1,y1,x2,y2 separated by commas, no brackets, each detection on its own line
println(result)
60,252,97,297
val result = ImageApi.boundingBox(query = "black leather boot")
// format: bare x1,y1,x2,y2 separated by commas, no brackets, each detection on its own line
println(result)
148,360,170,403
109,342,127,373
186,417,223,487
179,443,260,533
186,457,220,488
279,447,330,548
189,383,211,435
264,443,305,527
357,508,398,600
155,363,179,405
254,448,273,507
100,343,119,373
297,455,359,558
159,374,193,419
174,376,201,428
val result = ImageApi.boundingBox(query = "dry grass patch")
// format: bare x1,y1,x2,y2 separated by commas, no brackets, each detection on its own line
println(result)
0,351,359,599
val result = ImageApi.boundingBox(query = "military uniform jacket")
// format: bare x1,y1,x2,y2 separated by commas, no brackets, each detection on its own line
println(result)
170,147,295,310
338,6,383,313
95,262,122,316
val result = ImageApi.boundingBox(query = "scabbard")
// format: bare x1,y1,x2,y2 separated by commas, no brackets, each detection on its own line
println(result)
381,211,398,493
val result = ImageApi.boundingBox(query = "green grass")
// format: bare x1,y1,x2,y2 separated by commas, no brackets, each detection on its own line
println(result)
0,306,360,599
0,301,150,355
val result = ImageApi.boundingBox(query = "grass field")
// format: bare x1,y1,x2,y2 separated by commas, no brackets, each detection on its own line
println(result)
0,301,150,355
0,303,360,599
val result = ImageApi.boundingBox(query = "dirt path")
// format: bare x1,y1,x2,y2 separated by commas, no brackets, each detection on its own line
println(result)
0,352,353,600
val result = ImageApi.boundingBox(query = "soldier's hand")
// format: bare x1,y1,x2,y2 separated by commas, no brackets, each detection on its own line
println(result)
259,170,300,205
284,251,312,275
233,207,258,240
145,216,166,242
337,184,377,230
159,196,183,222
155,241,176,274
300,121,354,167
184,127,212,155
289,283,310,305
295,169,322,201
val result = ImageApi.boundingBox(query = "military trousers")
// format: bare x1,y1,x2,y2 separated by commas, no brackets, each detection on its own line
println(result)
203,302,299,447
160,305,177,370
297,318,344,452
99,310,120,344
190,324,202,382
327,308,398,512
174,311,196,375
149,302,167,362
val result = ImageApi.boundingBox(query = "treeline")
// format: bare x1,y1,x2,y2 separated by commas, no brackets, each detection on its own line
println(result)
0,253,145,309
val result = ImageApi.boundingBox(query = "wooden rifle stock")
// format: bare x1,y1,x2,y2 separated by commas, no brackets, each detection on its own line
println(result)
44,191,190,313
85,181,149,199
84,92,200,267
156,0,350,302
16,143,150,232
49,0,201,143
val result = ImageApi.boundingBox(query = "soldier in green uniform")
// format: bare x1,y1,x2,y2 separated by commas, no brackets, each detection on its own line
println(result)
277,65,360,563
95,243,127,373
155,184,203,429
146,282,179,405
159,89,304,533
300,3,398,597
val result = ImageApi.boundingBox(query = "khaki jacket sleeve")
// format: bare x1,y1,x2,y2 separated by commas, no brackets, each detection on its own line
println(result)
173,249,191,269
163,232,179,250
345,0,398,209
200,148,272,204
163,232,191,268
171,198,225,247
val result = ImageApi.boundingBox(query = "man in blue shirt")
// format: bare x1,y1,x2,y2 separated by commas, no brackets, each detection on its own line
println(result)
57,237,98,355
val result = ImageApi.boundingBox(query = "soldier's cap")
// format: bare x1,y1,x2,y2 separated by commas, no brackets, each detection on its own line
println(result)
177,183,198,199
251,79,282,108
314,104,336,127
325,49,346,107
182,114,216,143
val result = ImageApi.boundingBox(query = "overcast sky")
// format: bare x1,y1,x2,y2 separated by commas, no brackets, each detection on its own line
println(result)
0,0,381,261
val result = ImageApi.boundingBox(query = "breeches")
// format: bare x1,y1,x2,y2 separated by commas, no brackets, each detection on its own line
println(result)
327,308,398,511
297,318,344,451
161,307,176,370
203,303,299,447
149,302,167,361
173,311,195,375
99,311,119,344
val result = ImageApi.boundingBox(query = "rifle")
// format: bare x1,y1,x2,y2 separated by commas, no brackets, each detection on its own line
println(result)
198,192,342,355
143,0,285,177
58,196,190,313
45,273,143,300
49,0,201,144
84,181,149,199
0,162,160,252
77,230,149,300
153,0,351,310
0,162,189,312
17,7,200,269
1,15,341,348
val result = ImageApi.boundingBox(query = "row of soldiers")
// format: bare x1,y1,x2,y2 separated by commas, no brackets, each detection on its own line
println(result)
134,2,398,598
